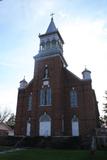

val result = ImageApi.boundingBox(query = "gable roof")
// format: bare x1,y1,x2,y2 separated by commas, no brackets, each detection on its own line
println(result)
0,122,13,131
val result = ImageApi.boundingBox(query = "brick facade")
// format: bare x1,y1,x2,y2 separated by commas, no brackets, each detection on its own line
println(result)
15,18,99,137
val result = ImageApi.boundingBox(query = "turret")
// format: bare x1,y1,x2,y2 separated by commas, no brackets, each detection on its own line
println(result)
82,68,91,80
19,77,28,89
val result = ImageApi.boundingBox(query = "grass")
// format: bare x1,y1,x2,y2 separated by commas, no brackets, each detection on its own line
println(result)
0,146,13,152
0,149,107,160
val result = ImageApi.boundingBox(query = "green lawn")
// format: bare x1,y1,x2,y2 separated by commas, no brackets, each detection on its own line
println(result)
0,149,107,160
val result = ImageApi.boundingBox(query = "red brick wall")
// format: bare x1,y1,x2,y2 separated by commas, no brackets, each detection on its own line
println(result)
15,55,99,137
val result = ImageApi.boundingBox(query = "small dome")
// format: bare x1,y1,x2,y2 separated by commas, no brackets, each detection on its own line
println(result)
82,68,91,80
19,77,28,89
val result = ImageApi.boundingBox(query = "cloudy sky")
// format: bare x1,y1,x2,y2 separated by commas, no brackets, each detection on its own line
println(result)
0,0,107,115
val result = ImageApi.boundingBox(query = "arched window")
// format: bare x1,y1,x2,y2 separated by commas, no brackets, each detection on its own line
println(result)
58,40,63,49
72,115,79,136
39,113,51,122
70,89,78,107
52,39,56,48
46,41,50,49
28,93,32,111
40,42,45,51
39,113,51,136
40,87,51,106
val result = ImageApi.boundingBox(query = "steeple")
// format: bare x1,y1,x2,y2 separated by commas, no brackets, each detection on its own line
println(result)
46,17,57,33
35,17,65,59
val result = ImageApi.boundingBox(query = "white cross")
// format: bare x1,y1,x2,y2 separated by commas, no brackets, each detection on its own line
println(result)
50,13,55,18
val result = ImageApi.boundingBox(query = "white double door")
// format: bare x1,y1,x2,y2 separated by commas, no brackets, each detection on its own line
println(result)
39,121,51,136
72,121,79,136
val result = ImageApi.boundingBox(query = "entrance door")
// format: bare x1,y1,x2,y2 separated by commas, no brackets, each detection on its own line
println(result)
39,113,51,136
39,121,51,136
72,115,79,136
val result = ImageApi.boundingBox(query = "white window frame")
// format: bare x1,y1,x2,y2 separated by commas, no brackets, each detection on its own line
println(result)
70,90,78,107
40,87,51,106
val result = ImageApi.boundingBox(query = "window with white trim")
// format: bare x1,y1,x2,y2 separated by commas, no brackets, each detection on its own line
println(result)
70,89,78,107
40,87,51,106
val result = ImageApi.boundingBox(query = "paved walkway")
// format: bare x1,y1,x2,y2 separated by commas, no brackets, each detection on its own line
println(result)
0,148,24,154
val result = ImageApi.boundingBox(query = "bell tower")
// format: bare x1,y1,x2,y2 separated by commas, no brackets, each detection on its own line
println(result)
34,17,65,59
33,17,67,78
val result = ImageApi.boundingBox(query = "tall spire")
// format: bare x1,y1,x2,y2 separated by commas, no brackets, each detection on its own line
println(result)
46,17,57,33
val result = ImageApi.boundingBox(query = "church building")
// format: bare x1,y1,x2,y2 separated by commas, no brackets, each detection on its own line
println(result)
15,18,99,137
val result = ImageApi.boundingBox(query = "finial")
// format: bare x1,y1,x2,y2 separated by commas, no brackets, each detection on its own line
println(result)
85,65,87,70
50,13,55,20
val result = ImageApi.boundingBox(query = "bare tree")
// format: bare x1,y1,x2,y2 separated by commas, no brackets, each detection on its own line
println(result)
6,113,16,129
103,91,107,125
0,108,11,123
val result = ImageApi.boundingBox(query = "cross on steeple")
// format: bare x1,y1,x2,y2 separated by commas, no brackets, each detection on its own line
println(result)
50,13,55,19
